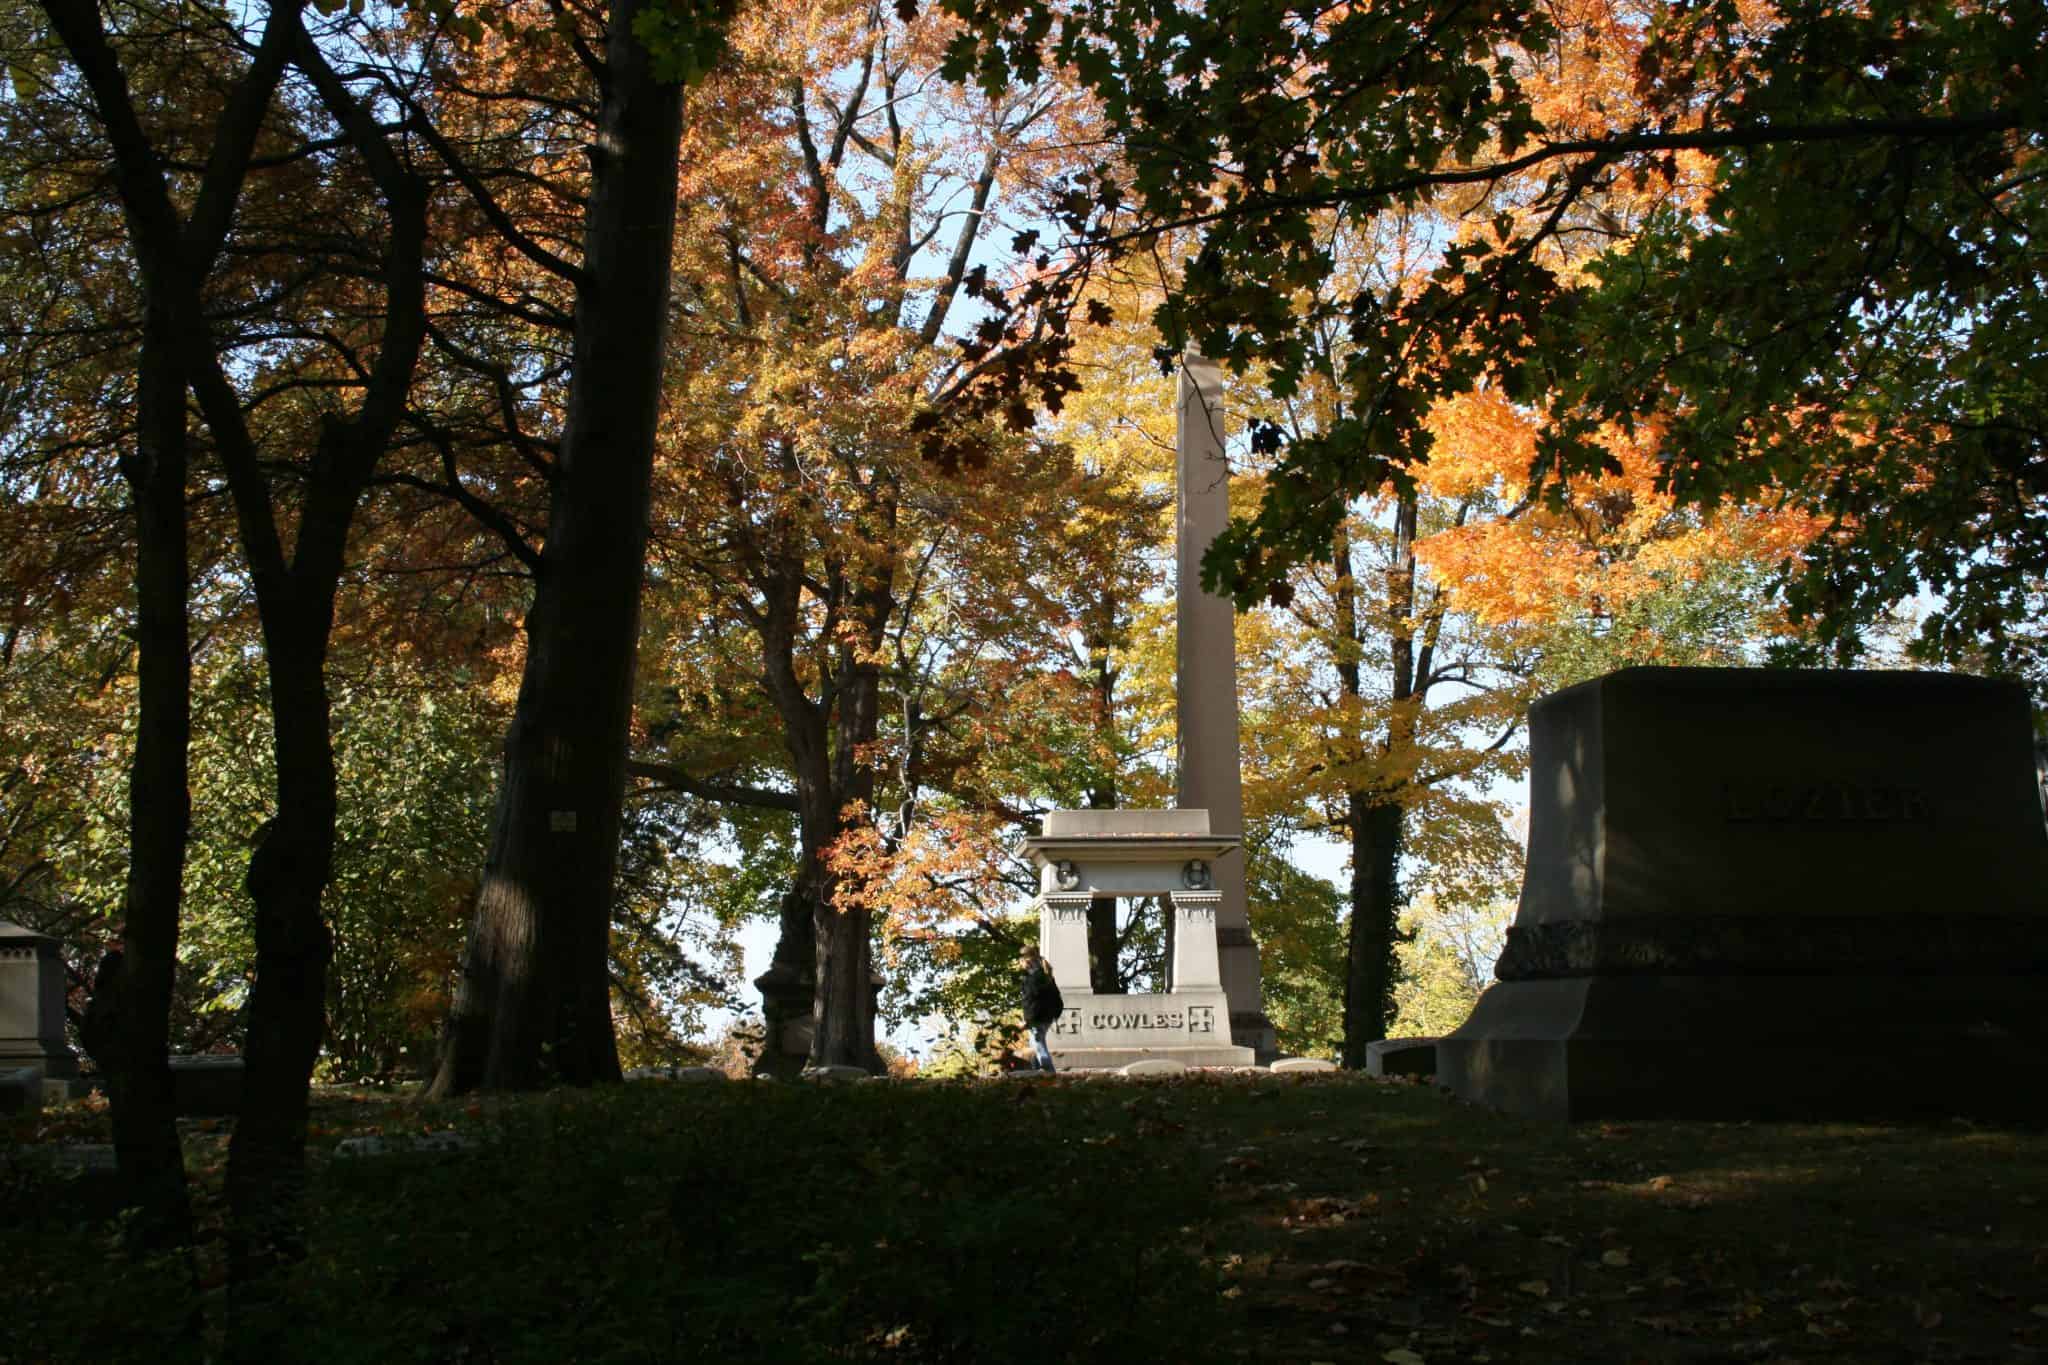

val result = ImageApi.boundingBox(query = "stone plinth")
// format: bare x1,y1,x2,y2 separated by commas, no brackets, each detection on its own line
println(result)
1438,667,2048,1120
1025,809,1255,1070
0,920,78,1083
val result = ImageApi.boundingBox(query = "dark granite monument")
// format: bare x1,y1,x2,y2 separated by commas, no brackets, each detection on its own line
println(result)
1437,667,2048,1120
0,919,79,1105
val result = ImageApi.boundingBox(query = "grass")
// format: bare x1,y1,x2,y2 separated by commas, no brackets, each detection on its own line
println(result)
5,1073,2046,1363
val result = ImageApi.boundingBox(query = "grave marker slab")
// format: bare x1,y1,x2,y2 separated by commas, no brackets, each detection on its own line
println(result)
1437,667,2048,1120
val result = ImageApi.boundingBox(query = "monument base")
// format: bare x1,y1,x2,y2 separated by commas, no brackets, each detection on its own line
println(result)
1048,1045,1257,1070
1438,972,2048,1121
1046,989,1254,1069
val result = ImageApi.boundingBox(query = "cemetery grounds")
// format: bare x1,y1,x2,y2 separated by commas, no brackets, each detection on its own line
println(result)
5,1071,2047,1363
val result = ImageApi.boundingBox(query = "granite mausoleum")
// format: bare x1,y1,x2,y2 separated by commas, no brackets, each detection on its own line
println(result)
1437,667,2048,1120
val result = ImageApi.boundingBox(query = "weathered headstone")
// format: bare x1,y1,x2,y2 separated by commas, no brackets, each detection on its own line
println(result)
0,920,79,1104
1437,667,2048,1120
1175,353,1277,1061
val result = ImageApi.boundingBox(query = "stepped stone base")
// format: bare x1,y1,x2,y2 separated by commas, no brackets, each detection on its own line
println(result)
1049,1045,1256,1070
1437,973,2048,1121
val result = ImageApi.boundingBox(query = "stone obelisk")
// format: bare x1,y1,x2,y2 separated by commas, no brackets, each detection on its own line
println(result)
1176,352,1277,1061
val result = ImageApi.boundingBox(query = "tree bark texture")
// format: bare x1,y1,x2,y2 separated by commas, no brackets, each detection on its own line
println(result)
105,322,195,1250
432,0,686,1095
38,0,304,1252
1336,496,1419,1068
217,31,428,1285
1084,649,1121,992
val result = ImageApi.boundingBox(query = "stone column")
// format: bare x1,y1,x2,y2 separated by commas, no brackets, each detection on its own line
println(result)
1175,354,1276,1058
1038,892,1093,993
1167,891,1223,991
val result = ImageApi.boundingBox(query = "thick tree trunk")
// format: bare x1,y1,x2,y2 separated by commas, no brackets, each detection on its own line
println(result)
38,0,302,1261
226,614,337,1280
217,43,428,1279
106,323,194,1250
1085,898,1121,993
1340,797,1402,1067
809,657,883,1070
432,0,685,1095
1336,497,1419,1067
1083,658,1121,992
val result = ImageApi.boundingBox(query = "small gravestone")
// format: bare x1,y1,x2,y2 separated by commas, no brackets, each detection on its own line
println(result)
626,1064,725,1082
1119,1058,1186,1077
0,920,79,1103
800,1064,870,1083
335,1131,478,1159
1270,1056,1339,1074
1364,1040,1436,1078
1437,667,2048,1120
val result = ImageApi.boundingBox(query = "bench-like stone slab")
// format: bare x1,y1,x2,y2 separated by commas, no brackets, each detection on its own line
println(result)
800,1065,871,1083
1364,1039,1436,1078
334,1132,479,1159
1119,1058,1186,1076
1270,1056,1338,1073
170,1055,244,1116
625,1065,726,1083
0,1065,42,1115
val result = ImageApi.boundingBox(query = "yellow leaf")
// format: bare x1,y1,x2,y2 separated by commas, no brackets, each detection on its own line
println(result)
1601,1248,1631,1268
1517,1280,1549,1298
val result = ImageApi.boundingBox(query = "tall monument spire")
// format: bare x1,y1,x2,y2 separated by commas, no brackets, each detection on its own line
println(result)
1175,352,1276,1060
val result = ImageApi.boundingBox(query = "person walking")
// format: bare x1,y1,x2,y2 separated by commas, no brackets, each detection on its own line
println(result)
1018,944,1064,1074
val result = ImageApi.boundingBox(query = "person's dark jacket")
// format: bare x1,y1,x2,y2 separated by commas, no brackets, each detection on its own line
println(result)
1020,961,1064,1026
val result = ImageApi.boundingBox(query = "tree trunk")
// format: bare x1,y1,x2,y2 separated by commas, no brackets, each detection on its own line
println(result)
105,322,194,1251
1336,495,1419,1067
226,612,337,1280
809,649,884,1070
1340,796,1402,1067
432,0,686,1094
39,0,304,1258
1083,638,1121,991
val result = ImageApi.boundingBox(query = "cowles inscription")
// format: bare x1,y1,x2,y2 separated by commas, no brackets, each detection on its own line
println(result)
1049,1004,1216,1037
1722,779,1934,824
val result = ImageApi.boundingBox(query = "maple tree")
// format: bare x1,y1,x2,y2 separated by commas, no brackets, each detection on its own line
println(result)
636,0,1106,1069
930,0,2043,683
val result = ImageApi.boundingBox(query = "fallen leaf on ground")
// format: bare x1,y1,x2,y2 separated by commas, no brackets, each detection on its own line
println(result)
1601,1249,1632,1268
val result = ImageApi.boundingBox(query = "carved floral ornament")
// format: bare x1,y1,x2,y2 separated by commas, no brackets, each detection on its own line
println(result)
1053,859,1080,890
1181,859,1213,890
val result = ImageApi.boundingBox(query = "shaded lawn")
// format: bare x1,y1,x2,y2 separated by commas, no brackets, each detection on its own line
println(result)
4,1074,2045,1364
